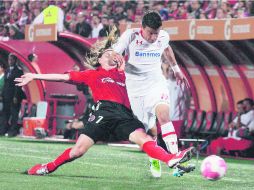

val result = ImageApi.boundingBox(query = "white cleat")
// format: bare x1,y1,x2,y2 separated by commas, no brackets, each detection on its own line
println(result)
167,147,195,168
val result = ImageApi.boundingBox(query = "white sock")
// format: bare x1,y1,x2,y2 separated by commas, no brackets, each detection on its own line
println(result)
160,122,178,154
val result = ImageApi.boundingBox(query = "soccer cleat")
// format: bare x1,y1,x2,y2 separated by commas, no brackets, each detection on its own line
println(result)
149,158,161,178
167,147,195,168
27,164,49,175
173,163,196,177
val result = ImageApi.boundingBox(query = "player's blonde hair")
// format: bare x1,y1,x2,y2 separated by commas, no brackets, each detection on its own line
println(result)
84,26,118,68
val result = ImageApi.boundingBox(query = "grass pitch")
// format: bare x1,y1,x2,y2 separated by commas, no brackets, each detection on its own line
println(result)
0,137,253,190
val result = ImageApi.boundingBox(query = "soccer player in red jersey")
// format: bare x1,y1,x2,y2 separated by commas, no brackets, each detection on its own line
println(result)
15,29,194,176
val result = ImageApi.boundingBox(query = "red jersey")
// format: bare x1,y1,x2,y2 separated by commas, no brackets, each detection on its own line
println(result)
68,67,131,109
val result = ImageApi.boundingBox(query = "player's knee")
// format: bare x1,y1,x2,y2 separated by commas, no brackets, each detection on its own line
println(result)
155,104,169,123
129,131,137,142
129,129,153,145
157,112,169,124
129,129,143,142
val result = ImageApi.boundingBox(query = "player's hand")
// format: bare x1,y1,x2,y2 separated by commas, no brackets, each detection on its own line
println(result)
228,123,234,129
112,52,125,71
117,57,125,72
112,52,123,65
14,73,34,86
174,71,190,89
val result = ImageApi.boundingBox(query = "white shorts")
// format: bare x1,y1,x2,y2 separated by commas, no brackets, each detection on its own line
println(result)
129,87,170,132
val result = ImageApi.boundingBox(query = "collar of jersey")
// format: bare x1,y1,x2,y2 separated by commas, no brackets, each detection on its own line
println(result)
97,66,118,72
139,28,157,44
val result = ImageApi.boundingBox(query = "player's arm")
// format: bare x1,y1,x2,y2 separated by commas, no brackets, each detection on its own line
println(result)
14,73,70,86
236,113,242,128
229,115,243,129
162,46,190,88
112,29,132,68
113,29,131,55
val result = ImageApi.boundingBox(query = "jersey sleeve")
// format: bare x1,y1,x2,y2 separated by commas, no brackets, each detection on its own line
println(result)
249,120,254,132
240,110,254,126
113,29,132,55
161,30,170,50
68,70,95,85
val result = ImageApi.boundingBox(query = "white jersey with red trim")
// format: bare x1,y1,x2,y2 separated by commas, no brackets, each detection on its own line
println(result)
113,28,170,97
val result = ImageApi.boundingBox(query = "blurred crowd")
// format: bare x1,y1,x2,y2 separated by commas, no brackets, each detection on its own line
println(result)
1,0,254,40
207,98,254,157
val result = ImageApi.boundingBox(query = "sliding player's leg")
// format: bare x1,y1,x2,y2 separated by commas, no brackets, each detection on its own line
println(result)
27,134,94,175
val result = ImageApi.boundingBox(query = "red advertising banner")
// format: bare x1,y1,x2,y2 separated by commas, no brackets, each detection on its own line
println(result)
25,24,57,42
120,17,254,41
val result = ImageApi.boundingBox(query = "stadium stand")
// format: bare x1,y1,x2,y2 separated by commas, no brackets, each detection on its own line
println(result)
1,1,254,40
184,109,197,135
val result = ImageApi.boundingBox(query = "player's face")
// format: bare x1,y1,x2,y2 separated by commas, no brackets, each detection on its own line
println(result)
237,103,244,114
243,100,252,112
99,50,117,68
8,55,16,66
142,26,160,43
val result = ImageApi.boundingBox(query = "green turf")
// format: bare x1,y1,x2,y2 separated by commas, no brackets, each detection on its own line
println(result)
0,137,253,190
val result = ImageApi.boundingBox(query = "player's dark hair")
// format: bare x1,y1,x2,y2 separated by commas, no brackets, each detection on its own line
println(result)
244,98,254,106
142,11,162,30
85,26,118,68
237,100,244,105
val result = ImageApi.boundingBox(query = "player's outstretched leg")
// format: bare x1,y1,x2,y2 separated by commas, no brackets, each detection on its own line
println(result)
27,134,94,175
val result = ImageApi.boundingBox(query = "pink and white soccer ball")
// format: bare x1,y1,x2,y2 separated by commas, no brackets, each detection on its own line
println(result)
201,155,227,181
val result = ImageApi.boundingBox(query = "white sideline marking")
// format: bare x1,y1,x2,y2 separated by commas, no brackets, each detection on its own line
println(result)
0,152,52,160
179,138,206,142
0,152,144,171
0,146,141,160
18,135,76,143
108,143,140,149
0,148,252,182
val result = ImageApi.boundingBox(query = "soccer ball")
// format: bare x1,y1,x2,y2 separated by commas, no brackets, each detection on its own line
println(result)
200,155,227,181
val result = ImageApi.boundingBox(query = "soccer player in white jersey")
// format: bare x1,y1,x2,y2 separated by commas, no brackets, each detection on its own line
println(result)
113,11,192,177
